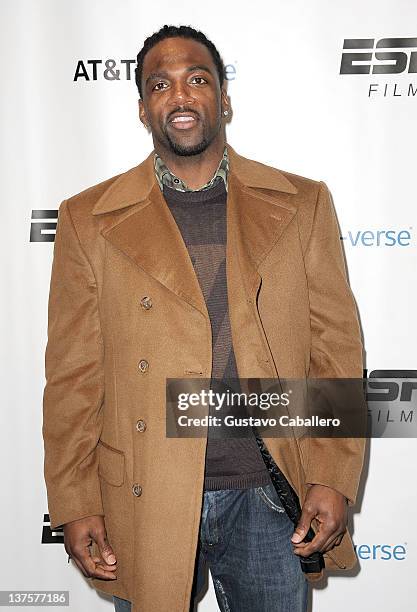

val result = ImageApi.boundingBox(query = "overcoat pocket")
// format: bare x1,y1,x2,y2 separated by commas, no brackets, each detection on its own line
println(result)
97,440,125,486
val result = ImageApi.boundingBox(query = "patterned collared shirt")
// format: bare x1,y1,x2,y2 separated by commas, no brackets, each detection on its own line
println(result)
154,146,228,193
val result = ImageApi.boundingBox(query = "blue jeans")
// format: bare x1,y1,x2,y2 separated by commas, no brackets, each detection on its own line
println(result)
114,483,308,612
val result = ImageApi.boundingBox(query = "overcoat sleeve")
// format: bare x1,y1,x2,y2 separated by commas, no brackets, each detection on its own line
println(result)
302,181,366,506
42,199,104,529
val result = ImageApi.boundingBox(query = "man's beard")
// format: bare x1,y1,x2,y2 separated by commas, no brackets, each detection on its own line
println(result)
165,132,210,156
161,118,221,157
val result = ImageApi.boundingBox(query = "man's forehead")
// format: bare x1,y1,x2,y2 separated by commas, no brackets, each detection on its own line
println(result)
143,38,214,73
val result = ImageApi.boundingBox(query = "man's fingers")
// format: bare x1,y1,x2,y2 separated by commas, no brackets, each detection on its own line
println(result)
334,533,344,546
320,529,345,553
291,505,315,544
71,548,117,580
94,530,117,566
63,516,117,580
293,530,327,557
91,555,118,572
292,484,348,556
70,555,91,579
293,518,342,557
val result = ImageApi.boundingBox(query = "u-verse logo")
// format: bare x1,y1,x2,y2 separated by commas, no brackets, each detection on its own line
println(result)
340,37,417,97
340,228,412,247
354,543,407,561
73,59,237,82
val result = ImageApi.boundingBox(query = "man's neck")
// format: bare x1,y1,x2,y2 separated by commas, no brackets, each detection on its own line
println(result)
153,140,226,190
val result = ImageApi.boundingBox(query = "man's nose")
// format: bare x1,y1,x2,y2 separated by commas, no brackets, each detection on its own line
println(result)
168,81,194,106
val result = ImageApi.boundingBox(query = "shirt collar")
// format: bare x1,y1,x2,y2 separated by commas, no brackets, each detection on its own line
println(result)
154,146,228,193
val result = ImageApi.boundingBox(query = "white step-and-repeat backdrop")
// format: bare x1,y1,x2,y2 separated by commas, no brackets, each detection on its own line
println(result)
1,0,416,610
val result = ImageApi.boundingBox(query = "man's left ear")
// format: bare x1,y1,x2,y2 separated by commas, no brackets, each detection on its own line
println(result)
221,88,231,117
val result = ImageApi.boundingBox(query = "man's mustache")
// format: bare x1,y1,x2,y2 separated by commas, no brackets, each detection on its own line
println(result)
166,108,201,123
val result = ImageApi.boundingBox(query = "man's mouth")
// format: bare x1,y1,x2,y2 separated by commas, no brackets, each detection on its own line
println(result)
169,114,198,130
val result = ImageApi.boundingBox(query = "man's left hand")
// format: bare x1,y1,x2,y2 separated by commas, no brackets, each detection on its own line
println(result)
291,484,348,556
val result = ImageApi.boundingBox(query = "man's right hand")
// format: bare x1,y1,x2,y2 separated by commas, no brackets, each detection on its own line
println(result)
64,515,117,580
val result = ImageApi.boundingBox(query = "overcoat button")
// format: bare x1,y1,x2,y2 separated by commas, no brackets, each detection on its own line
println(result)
138,359,149,373
140,296,153,310
132,483,142,497
136,419,147,432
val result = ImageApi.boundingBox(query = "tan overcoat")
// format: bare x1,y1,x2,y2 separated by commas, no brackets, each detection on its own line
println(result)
42,143,365,611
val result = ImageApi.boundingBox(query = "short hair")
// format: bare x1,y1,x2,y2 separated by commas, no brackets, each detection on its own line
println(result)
135,24,225,98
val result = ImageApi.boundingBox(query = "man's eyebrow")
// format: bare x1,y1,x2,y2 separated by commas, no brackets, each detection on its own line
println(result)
186,64,213,75
145,71,169,85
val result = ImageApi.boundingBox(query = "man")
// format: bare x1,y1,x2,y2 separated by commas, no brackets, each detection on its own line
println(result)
42,25,365,612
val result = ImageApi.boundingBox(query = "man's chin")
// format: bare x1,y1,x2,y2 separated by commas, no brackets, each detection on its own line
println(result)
167,137,209,157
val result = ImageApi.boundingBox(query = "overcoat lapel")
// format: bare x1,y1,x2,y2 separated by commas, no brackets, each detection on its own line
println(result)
99,180,208,317
225,169,298,378
92,144,299,377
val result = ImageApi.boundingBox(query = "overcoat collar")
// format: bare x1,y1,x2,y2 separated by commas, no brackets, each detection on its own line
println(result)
91,144,299,360
92,143,297,215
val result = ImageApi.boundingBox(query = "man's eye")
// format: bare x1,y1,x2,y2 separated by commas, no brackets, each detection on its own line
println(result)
191,76,207,84
153,82,168,91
